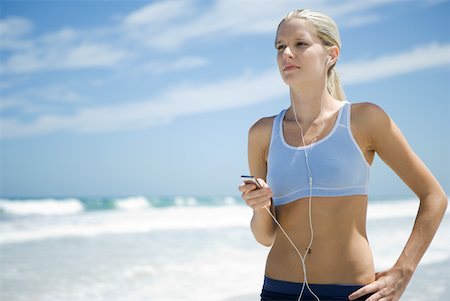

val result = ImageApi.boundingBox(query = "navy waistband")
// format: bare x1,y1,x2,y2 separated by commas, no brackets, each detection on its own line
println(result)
263,276,365,299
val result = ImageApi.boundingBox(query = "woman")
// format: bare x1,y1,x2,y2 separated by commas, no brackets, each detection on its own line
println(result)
238,9,447,301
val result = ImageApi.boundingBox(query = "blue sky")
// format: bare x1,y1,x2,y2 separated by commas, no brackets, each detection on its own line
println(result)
0,0,449,199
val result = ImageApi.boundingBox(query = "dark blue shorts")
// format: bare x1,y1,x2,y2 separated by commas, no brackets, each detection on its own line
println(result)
261,276,372,301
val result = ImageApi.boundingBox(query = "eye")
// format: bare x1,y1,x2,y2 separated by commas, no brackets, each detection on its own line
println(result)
296,42,308,47
276,44,285,51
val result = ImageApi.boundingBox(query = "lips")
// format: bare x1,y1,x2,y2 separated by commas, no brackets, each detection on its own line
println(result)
283,64,300,71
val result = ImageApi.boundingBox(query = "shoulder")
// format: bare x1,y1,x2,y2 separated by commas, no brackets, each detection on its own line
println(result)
249,115,276,137
248,114,278,156
349,101,388,120
349,101,392,149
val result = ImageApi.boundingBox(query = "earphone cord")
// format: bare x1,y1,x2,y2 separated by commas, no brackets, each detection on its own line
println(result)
261,92,324,301
262,180,320,301
263,188,320,301
293,94,323,301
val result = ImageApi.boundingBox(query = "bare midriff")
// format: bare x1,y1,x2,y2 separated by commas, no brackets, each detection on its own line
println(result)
265,194,376,285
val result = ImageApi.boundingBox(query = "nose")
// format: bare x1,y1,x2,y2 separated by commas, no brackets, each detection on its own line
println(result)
282,46,294,58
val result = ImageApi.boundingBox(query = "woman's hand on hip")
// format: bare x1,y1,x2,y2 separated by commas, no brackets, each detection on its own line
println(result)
348,266,413,301
238,178,273,211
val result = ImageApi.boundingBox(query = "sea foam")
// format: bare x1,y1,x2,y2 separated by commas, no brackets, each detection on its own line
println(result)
0,198,84,216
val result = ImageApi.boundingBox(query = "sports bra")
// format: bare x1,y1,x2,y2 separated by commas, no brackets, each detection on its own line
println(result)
266,101,370,206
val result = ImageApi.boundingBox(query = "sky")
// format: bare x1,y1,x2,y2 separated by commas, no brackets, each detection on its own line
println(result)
0,0,449,199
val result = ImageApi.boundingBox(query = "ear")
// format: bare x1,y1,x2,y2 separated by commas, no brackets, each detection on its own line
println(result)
327,46,339,66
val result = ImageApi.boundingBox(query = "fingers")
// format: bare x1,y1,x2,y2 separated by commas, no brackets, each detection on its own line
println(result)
349,278,399,301
348,282,380,300
238,178,272,211
365,289,391,301
245,193,272,210
257,178,268,188
238,182,257,193
375,270,386,280
243,186,272,209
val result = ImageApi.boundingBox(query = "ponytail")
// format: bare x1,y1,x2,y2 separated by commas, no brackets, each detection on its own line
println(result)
327,67,346,101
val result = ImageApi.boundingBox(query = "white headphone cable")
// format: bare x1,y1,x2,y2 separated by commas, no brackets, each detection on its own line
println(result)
260,91,326,301
291,92,322,301
263,206,311,300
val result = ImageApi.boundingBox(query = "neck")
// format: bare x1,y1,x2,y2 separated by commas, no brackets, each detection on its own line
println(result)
286,86,337,125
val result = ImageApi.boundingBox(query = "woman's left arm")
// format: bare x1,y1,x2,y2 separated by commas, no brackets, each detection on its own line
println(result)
349,103,448,301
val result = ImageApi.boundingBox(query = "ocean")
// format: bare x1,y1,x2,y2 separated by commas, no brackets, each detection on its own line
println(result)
0,196,449,301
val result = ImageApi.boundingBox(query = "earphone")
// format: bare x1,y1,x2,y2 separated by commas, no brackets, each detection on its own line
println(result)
263,89,324,301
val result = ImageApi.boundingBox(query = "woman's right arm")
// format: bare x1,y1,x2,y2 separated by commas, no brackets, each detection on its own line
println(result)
239,118,276,247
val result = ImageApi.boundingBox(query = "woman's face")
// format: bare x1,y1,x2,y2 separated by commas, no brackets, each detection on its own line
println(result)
275,18,330,87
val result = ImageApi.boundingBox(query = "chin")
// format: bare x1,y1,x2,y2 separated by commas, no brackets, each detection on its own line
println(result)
280,75,303,87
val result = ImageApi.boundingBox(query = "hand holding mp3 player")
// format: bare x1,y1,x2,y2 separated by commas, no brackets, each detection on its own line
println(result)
241,175,263,189
239,175,272,211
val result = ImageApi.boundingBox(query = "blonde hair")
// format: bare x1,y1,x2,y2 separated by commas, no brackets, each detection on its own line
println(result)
276,9,346,101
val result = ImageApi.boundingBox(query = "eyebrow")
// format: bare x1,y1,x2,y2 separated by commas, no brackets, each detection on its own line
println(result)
275,37,309,46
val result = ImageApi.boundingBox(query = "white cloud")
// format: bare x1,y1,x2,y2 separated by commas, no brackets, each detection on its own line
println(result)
322,0,392,17
0,0,401,74
125,0,298,50
40,28,79,45
0,16,33,37
3,42,450,138
26,85,86,104
0,80,12,89
0,38,34,51
340,14,381,27
123,0,396,50
1,1,447,138
144,56,209,75
122,0,196,28
1,42,130,74
0,96,24,112
0,69,283,138
0,84,87,115
339,43,450,85
64,44,129,68
0,17,35,51
1,52,42,73
0,16,131,74
0,2,202,74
